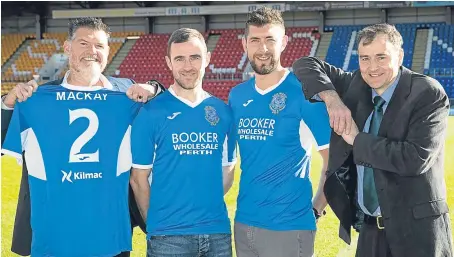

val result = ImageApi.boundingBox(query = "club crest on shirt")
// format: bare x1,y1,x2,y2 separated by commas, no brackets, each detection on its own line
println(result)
205,106,220,126
269,92,287,114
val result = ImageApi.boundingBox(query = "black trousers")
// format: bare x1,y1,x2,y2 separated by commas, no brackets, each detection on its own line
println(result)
355,218,393,257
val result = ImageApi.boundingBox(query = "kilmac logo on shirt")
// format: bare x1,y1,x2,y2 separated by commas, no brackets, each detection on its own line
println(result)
61,170,102,183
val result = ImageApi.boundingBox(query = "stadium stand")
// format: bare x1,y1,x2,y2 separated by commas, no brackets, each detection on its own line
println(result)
1,31,143,84
209,29,245,73
117,33,172,85
281,27,319,68
1,34,33,66
324,24,416,72
1,82,17,93
325,25,361,70
424,24,454,98
3,39,58,82
1,23,454,100
426,24,454,75
347,24,416,71
203,80,238,101
321,23,453,99
437,77,454,99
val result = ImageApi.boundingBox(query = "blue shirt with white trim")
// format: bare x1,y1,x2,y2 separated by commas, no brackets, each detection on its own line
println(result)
229,70,331,231
2,85,141,257
131,88,237,238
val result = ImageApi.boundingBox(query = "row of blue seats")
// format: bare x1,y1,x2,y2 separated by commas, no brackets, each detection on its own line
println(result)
347,25,416,70
325,23,453,71
431,46,453,68
430,25,453,69
326,24,420,70
325,27,355,68
433,26,454,31
426,68,454,76
432,50,454,54
324,22,446,32
435,77,454,98
430,58,453,64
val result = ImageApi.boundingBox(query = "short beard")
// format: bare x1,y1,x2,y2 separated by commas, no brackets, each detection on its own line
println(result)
72,57,103,75
70,61,102,85
250,57,277,75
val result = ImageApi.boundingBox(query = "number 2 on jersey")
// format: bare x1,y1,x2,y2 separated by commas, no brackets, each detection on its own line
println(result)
69,109,99,163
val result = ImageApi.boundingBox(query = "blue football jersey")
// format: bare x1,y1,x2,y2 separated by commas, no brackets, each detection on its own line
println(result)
131,88,237,238
2,85,141,257
229,71,331,231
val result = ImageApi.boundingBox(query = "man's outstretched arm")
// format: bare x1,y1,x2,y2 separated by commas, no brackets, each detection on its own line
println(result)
293,57,356,135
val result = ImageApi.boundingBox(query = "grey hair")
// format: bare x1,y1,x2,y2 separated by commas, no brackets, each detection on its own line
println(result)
167,28,206,57
357,23,403,49
68,17,110,41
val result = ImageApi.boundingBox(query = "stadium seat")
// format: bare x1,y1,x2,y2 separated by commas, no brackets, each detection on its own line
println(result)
429,25,454,72
326,24,416,71
118,33,173,85
2,23,452,101
1,34,34,66
281,27,319,68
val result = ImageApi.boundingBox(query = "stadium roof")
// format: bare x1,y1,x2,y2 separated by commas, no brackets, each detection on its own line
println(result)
1,1,270,18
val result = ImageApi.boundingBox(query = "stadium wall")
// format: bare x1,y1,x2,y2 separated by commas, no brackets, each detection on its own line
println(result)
44,17,147,33
1,15,37,34
324,9,382,26
1,4,452,34
154,15,204,33
388,7,446,23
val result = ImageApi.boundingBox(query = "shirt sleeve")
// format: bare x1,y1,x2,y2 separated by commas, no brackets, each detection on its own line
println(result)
1,104,26,163
301,100,331,150
131,106,156,169
311,94,322,102
1,95,14,110
222,106,237,166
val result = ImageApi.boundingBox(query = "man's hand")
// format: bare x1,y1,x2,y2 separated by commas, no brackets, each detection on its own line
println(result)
313,208,326,223
3,80,39,108
341,118,359,145
126,83,157,103
319,90,353,135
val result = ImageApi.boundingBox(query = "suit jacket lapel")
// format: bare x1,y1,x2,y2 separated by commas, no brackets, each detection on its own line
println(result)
106,77,121,92
378,67,412,136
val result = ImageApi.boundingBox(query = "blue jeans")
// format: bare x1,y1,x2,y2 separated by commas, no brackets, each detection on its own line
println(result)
147,234,232,257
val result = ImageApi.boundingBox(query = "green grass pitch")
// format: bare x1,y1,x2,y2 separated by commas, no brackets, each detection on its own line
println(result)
2,118,454,257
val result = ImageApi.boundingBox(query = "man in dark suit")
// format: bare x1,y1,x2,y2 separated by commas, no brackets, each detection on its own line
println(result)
1,17,164,256
292,23,453,257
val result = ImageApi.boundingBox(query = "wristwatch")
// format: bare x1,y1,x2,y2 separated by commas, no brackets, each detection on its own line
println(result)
313,208,326,220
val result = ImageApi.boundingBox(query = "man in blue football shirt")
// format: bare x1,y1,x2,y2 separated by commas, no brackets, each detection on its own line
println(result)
130,28,237,257
229,7,331,257
1,17,161,257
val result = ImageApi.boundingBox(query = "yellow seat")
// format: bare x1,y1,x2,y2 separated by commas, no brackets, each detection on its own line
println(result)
1,34,32,66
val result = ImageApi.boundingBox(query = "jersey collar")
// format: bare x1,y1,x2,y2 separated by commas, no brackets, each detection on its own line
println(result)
61,71,113,91
168,85,210,108
254,69,290,95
